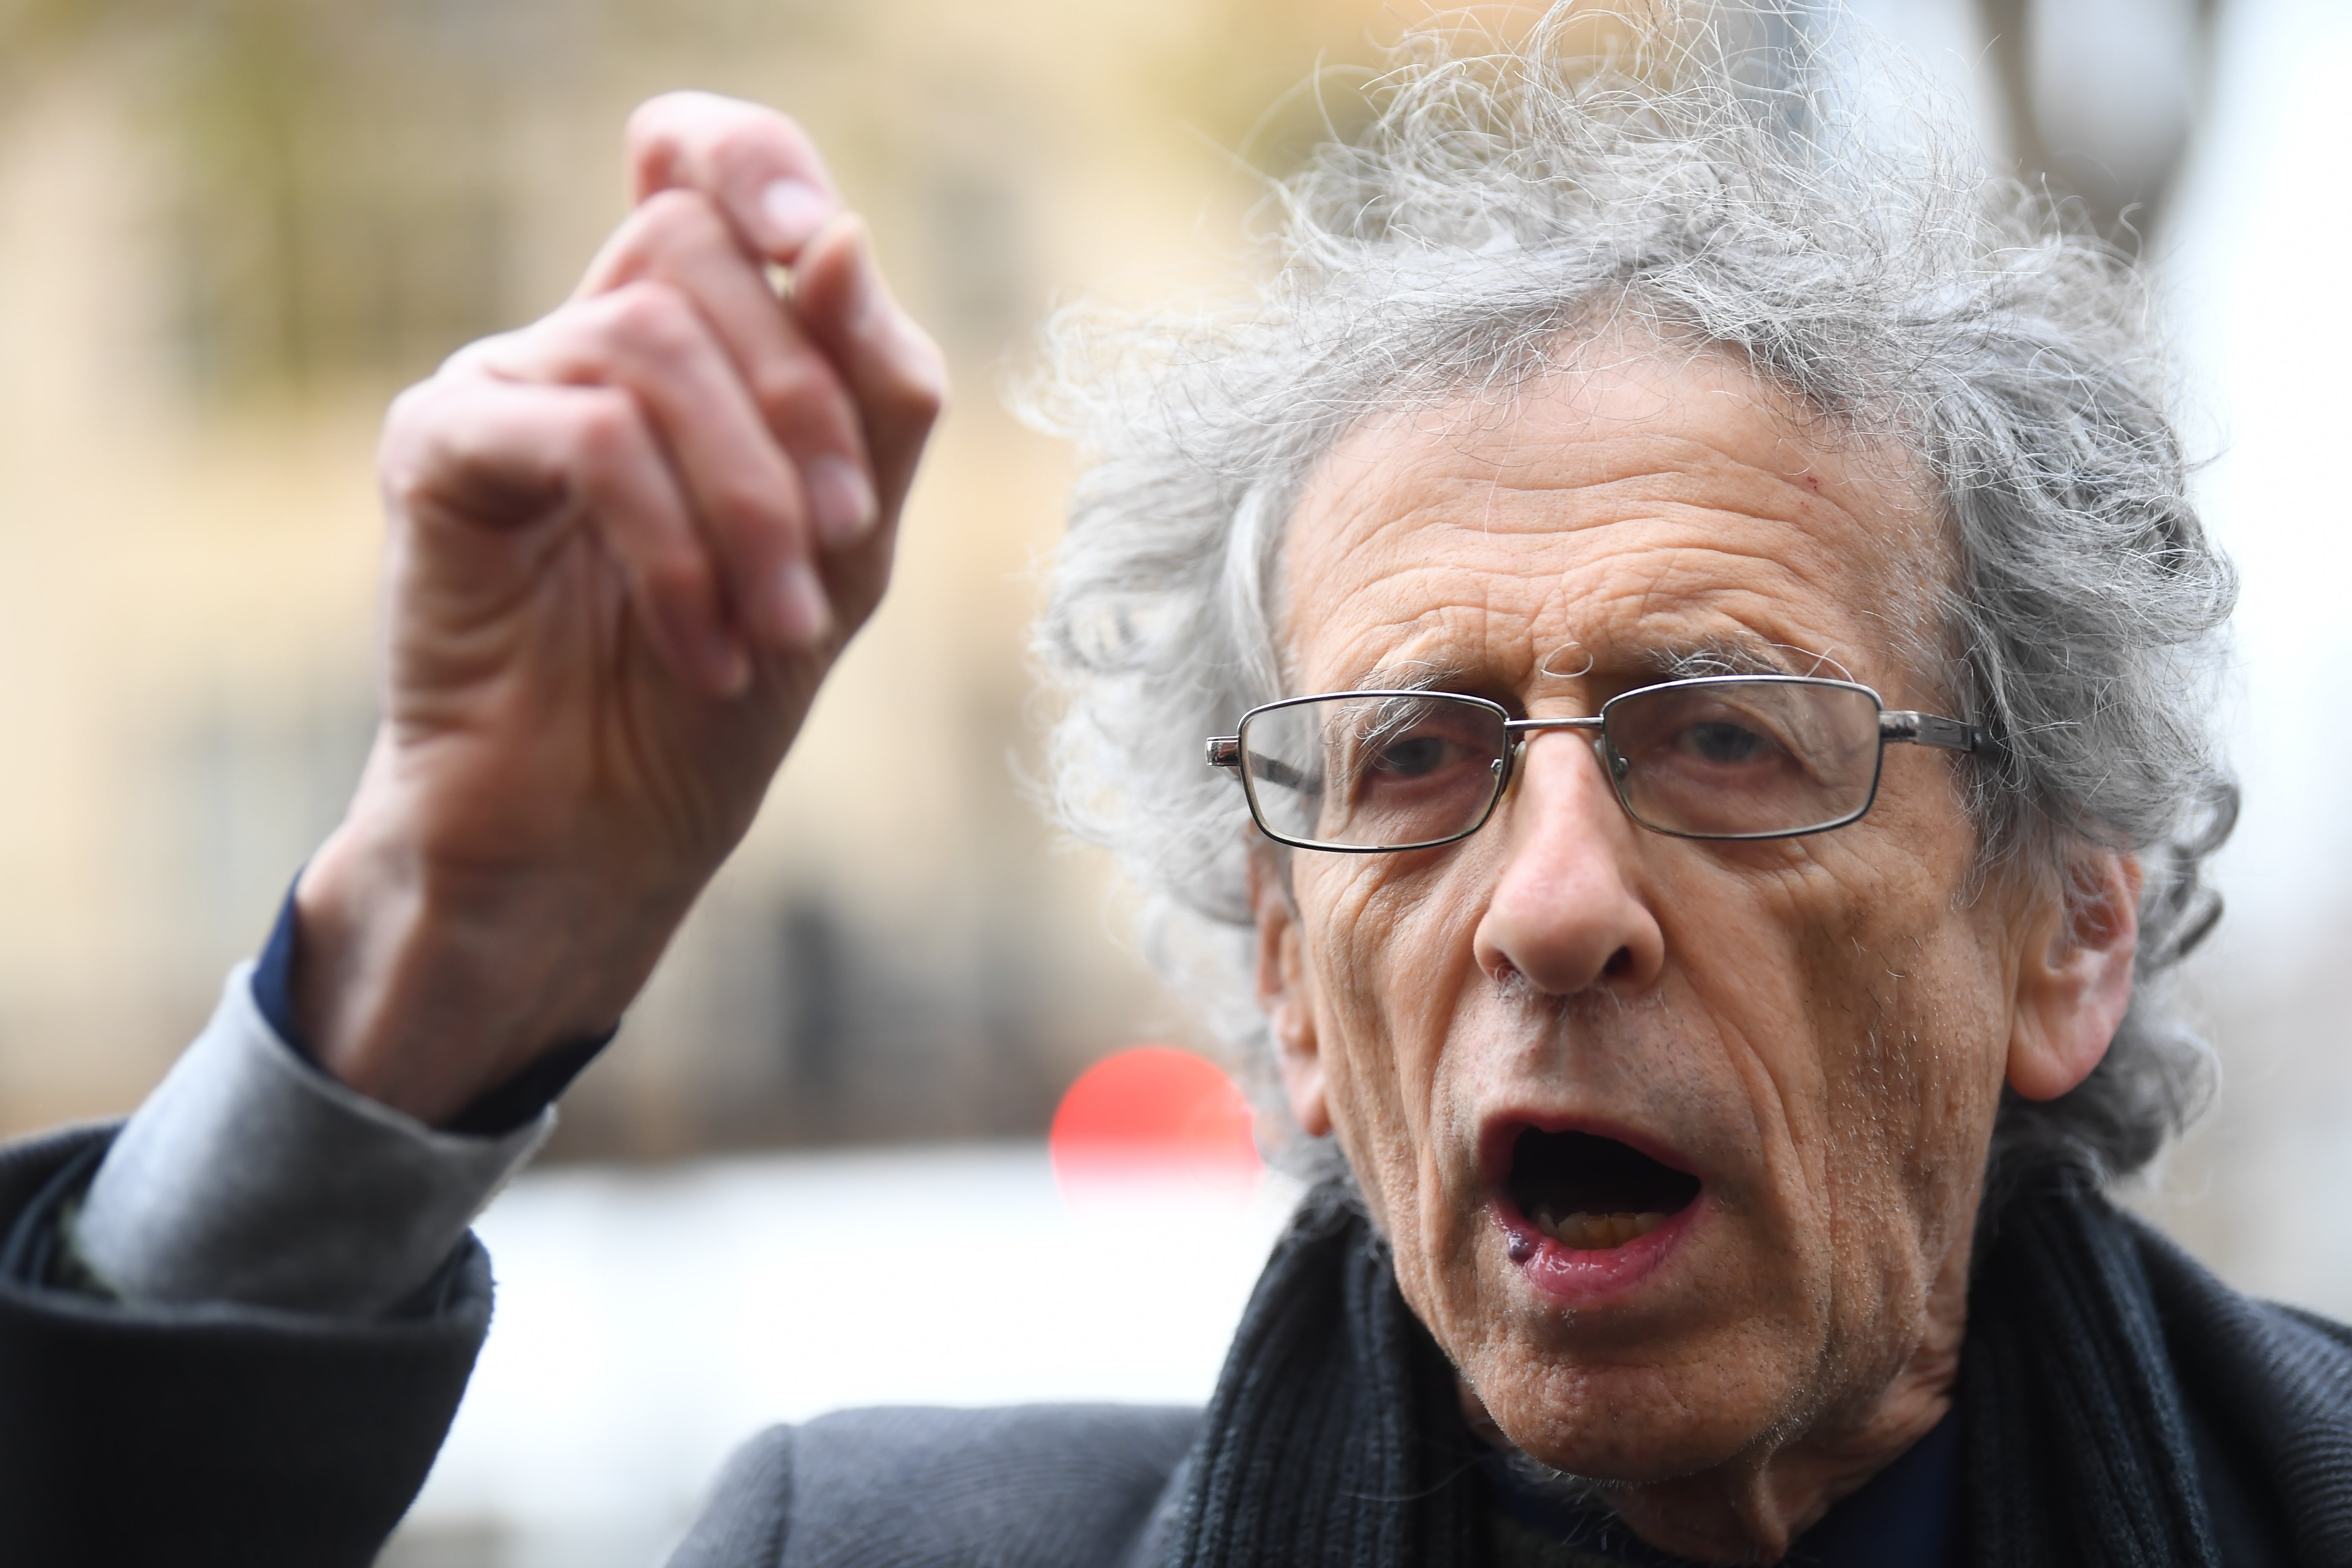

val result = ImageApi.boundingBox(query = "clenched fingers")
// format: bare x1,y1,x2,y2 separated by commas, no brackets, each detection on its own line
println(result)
381,375,748,694
627,91,840,262
788,217,947,532
455,280,832,657
612,94,943,578
577,188,878,550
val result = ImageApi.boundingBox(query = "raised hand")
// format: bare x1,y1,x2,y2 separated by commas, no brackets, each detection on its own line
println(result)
291,93,945,1124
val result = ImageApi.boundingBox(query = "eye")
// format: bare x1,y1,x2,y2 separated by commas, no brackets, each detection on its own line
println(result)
1681,719,1769,765
1370,731,1455,778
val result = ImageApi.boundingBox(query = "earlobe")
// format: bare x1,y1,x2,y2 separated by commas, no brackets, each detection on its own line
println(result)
2007,853,2143,1102
1250,853,1330,1138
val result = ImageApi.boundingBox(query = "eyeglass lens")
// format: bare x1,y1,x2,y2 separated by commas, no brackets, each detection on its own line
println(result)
1236,680,1886,850
1603,680,1881,839
1240,692,1505,851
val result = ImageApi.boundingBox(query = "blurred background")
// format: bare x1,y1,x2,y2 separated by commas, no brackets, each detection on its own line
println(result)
0,0,2342,1563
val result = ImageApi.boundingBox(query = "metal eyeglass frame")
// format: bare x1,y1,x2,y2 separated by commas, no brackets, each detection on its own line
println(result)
1205,674,1990,853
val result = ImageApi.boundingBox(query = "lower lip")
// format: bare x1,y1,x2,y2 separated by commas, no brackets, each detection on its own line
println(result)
1493,1199,1700,1305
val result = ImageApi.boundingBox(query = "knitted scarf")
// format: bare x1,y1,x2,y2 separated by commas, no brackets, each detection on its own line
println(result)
1158,1182,2352,1567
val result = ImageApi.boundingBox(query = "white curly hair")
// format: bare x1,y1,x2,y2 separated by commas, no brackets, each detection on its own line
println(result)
1026,2,2236,1203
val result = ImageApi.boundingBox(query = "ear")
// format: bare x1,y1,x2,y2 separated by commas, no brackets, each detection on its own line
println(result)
2007,852,2142,1102
1249,850,1331,1138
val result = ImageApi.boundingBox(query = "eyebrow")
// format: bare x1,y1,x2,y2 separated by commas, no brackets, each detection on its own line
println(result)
1644,637,1805,681
1328,635,1816,696
1341,659,1477,693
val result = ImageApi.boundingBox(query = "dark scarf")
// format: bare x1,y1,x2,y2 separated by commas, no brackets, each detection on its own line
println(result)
1158,1183,2352,1567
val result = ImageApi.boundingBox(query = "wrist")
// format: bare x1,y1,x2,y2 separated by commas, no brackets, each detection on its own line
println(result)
294,806,684,1125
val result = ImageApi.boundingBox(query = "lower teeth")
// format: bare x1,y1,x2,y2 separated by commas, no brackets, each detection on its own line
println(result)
1532,1209,1668,1249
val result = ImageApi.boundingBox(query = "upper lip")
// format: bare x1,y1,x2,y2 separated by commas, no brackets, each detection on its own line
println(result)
1476,1106,1707,1200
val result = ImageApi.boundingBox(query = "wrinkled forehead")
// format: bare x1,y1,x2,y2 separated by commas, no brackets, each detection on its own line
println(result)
1275,350,1946,700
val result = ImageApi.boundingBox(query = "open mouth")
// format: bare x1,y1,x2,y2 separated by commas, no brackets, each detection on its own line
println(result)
1504,1127,1702,1251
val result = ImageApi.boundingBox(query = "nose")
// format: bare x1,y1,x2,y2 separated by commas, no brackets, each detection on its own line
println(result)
1471,731,1666,996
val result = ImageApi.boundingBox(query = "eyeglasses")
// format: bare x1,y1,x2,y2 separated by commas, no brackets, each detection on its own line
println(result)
1206,675,1987,853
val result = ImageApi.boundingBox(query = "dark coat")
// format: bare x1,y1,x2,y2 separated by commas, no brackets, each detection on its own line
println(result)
0,1125,1203,1568
2,1124,2347,1567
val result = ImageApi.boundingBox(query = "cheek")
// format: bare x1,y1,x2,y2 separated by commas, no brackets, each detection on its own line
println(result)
1661,856,1862,1123
1668,838,2008,1278
1297,862,1488,1222
1826,911,2013,1238
1798,817,2015,1203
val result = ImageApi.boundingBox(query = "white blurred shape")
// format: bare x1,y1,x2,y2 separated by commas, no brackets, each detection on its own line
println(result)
1836,0,2012,144
2032,0,2199,194
393,1143,1301,1566
2138,0,2352,1325
2163,0,2352,956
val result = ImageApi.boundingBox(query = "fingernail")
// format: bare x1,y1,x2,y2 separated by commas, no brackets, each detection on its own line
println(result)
760,180,832,253
770,559,832,648
805,457,878,547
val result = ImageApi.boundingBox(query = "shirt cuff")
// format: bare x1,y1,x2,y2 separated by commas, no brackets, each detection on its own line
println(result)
71,963,552,1316
250,878,614,1135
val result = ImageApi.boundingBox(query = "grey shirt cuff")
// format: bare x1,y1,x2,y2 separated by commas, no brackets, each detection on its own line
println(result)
71,962,551,1316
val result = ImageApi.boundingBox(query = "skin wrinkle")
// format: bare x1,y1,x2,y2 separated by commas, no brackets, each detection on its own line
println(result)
1251,350,2132,1563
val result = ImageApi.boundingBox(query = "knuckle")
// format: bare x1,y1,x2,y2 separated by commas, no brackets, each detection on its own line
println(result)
635,186,728,248
434,329,513,381
872,324,948,420
599,281,700,358
382,378,468,462
566,391,644,470
750,354,837,425
705,474,790,535
904,364,949,419
378,439,433,513
883,357,947,425
381,378,440,437
379,392,477,512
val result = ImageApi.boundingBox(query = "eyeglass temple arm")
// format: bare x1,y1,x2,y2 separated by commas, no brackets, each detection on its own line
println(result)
1205,738,1318,793
1881,711,1988,753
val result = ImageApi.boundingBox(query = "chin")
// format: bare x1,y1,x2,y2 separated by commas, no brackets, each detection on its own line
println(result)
1475,1342,1786,1482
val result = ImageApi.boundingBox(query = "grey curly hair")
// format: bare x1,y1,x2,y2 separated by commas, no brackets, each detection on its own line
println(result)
1027,3,2236,1204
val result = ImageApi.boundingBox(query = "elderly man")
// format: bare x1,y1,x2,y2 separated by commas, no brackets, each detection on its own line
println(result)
0,11,2344,1567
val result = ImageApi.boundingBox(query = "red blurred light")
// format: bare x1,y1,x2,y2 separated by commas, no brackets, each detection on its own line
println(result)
1050,1046,1262,1196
